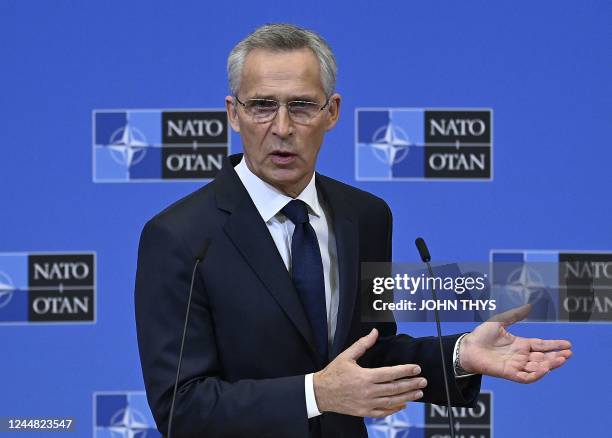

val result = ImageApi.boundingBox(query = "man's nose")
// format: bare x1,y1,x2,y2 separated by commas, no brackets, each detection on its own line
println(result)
271,105,294,138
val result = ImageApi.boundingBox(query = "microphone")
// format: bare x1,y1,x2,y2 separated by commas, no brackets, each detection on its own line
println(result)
167,238,212,438
414,237,456,438
415,237,431,263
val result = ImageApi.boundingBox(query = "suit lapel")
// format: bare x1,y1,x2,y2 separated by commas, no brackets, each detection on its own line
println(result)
316,176,360,359
215,155,319,361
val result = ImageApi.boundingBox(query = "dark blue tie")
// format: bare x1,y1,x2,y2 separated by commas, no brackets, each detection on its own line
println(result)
281,199,329,366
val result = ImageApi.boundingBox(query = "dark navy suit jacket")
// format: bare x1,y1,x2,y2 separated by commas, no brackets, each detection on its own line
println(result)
135,154,481,437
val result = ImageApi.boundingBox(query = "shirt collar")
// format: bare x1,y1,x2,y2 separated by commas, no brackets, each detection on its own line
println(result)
234,156,322,222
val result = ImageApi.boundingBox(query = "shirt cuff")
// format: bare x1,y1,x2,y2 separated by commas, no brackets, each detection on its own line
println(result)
305,373,322,418
453,333,476,378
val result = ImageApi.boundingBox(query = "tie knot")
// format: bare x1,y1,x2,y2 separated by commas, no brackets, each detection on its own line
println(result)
281,199,310,224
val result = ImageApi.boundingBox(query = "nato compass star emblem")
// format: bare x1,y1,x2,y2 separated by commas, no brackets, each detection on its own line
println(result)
108,406,150,438
107,123,149,168
0,272,15,309
506,265,547,305
370,123,412,166
367,411,412,438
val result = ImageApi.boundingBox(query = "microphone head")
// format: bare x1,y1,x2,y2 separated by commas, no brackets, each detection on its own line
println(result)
414,237,431,263
196,238,212,262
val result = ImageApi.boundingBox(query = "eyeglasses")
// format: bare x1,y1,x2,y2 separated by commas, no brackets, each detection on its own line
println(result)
234,95,331,124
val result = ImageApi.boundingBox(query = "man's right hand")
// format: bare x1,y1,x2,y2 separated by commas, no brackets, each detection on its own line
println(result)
313,328,427,418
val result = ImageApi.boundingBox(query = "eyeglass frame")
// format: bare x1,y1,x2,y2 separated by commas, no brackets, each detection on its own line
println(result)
233,94,332,124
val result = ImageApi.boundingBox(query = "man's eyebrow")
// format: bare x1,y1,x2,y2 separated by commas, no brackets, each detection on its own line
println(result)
247,94,321,102
288,95,320,102
249,94,277,100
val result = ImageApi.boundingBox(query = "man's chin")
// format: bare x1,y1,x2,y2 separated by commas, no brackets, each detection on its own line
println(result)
262,168,309,195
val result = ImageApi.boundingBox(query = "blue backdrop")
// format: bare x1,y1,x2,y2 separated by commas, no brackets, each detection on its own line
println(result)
1,0,610,436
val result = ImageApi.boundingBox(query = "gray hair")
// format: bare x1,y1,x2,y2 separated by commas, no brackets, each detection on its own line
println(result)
227,23,337,97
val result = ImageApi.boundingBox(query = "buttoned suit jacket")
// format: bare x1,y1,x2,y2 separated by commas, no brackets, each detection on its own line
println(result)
135,153,481,438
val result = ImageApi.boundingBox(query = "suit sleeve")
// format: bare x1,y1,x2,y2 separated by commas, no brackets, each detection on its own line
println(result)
134,219,309,438
362,201,482,407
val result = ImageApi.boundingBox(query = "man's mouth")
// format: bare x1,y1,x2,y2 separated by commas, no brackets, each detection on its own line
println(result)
270,150,297,165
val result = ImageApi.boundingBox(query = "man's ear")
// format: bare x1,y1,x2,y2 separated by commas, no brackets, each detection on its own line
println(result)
225,96,240,133
324,93,341,132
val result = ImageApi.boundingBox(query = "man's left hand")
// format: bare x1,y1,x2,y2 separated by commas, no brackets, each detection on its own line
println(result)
459,304,573,383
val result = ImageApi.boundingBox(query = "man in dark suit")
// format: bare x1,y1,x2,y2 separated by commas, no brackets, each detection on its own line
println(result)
135,24,572,438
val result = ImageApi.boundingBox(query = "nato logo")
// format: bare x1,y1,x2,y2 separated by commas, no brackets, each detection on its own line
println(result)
356,108,493,180
425,392,492,438
94,391,161,438
93,109,230,182
491,250,612,322
0,252,96,325
366,391,493,437
366,408,415,438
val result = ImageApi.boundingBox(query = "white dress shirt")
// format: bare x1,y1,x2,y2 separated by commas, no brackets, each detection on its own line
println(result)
234,157,472,419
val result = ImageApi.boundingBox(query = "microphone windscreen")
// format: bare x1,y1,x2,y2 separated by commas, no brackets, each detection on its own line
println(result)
414,237,431,263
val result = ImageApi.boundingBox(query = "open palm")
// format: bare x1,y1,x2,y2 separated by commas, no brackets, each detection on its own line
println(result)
460,304,572,383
